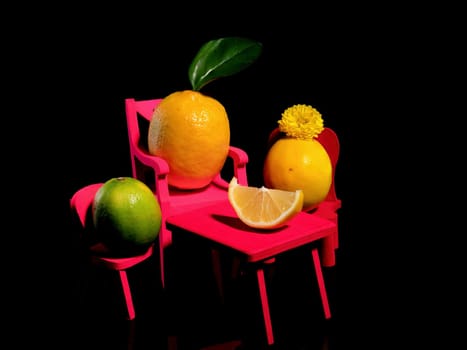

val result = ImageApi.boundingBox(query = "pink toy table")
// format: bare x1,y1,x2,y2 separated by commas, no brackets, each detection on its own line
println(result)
165,199,337,345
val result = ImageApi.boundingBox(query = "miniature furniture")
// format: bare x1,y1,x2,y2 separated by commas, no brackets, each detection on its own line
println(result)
124,97,340,345
70,183,154,320
124,97,249,288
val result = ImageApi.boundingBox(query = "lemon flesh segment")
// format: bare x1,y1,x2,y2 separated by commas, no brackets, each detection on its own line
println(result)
228,177,304,229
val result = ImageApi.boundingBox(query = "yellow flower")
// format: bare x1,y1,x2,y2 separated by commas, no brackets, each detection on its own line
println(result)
278,104,324,140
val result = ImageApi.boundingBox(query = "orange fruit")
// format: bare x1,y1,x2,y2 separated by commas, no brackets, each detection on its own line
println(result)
92,177,162,255
263,137,332,211
148,90,230,190
263,104,332,211
228,176,304,229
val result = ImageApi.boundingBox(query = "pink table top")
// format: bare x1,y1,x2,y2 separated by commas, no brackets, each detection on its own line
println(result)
166,200,337,262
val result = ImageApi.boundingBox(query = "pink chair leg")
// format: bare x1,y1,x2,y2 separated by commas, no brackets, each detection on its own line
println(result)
321,235,336,267
159,234,166,289
311,248,331,319
211,248,224,303
256,267,274,345
231,256,241,279
119,270,135,320
334,228,339,249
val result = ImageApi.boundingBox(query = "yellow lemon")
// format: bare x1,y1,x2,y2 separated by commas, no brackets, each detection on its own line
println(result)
263,137,332,211
148,90,230,190
228,177,304,229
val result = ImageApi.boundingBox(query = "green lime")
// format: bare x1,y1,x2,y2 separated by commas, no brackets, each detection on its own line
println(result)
92,177,162,255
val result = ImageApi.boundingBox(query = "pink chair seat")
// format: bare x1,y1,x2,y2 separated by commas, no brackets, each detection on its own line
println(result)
164,177,230,216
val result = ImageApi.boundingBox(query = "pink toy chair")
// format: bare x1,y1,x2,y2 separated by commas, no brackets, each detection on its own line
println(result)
124,97,249,289
70,183,155,320
124,97,340,346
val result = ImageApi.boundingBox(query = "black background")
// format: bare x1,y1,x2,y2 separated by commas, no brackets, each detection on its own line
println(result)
16,5,457,348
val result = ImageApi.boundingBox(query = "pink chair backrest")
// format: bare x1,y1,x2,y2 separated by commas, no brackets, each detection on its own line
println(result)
70,183,103,227
125,98,162,154
316,128,340,202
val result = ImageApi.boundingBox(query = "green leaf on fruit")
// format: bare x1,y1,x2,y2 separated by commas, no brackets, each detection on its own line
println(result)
189,37,263,91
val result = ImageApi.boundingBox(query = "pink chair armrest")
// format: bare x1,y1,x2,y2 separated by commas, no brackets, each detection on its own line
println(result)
130,148,171,219
133,144,249,207
132,147,170,175
228,146,249,186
